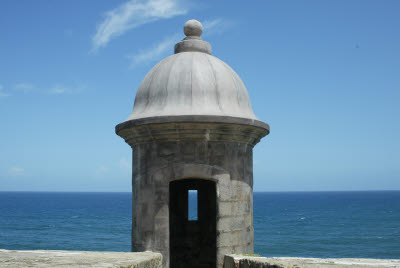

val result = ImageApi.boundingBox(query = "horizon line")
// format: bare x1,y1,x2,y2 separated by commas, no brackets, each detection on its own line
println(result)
1,190,399,193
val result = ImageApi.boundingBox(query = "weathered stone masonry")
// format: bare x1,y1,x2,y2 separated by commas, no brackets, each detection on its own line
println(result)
116,19,269,268
116,118,268,267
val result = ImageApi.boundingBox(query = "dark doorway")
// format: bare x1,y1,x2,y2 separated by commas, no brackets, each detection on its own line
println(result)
169,179,217,268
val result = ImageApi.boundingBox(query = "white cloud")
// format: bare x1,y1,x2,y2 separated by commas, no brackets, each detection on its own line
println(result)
92,0,188,52
14,83,34,93
127,17,232,67
202,18,233,36
1,83,85,96
8,166,24,176
0,85,10,97
48,84,85,95
128,32,180,66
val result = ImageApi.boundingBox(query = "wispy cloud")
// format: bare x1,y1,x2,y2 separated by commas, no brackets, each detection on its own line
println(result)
128,17,232,67
14,83,35,93
0,85,10,97
128,33,180,66
8,166,24,176
48,84,86,95
92,0,188,52
3,82,85,96
202,18,233,36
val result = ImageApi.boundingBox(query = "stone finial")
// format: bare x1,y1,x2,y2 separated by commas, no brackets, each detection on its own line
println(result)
184,19,203,37
174,19,211,54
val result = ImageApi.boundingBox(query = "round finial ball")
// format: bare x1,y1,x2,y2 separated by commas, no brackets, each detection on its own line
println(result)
184,19,203,37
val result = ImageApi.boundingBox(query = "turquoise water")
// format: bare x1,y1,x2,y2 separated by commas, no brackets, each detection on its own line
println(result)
0,191,399,258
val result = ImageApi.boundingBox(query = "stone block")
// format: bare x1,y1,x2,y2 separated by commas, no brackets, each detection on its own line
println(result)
238,229,253,245
217,216,233,232
157,143,176,158
218,201,233,217
217,231,237,247
154,188,168,203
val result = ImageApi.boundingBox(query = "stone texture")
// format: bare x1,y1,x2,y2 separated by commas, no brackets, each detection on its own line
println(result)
123,135,263,267
116,19,269,268
125,49,259,121
223,255,400,268
184,19,203,37
0,249,162,268
124,19,264,122
116,118,268,267
117,84,268,268
116,117,268,146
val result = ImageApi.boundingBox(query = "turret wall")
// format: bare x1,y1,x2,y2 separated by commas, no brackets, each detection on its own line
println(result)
131,140,255,268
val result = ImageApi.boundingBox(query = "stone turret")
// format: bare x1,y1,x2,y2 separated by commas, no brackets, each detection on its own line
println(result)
116,19,269,268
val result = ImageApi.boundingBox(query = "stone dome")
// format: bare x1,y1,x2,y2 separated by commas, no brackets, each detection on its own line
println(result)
124,20,262,123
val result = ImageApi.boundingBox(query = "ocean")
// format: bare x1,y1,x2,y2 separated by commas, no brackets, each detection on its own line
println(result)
0,191,399,259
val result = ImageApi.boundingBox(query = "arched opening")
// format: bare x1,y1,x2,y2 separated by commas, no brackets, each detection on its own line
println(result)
169,178,217,268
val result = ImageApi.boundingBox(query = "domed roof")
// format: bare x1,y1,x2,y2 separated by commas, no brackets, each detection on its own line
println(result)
125,20,260,122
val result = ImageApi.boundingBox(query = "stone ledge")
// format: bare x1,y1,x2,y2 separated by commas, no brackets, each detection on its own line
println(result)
0,249,162,268
223,254,400,268
116,115,269,147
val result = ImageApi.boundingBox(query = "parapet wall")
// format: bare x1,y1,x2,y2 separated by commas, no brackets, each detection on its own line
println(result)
223,254,400,268
0,249,162,268
1,250,399,267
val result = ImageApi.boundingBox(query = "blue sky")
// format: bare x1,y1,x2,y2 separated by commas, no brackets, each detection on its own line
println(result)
0,0,399,192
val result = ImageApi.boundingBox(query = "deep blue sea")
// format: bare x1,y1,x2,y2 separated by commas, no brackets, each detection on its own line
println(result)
0,191,399,258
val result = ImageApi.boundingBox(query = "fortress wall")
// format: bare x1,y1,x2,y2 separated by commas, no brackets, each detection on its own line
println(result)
0,249,162,268
223,254,400,268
